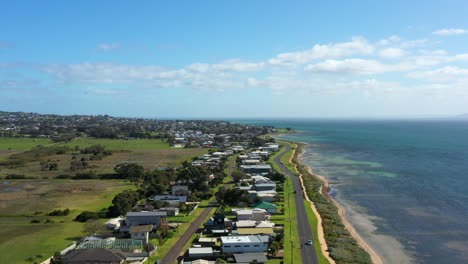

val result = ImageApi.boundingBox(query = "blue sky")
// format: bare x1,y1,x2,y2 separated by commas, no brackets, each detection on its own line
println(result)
2,0,468,118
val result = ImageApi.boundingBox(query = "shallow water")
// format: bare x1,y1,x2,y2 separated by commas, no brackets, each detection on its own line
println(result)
236,119,468,264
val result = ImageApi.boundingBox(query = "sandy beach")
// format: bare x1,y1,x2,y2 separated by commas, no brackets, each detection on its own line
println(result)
295,144,384,264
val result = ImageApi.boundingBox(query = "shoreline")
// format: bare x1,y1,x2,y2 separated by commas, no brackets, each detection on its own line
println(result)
296,143,384,264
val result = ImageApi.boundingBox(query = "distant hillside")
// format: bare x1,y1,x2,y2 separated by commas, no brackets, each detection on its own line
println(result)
455,113,468,119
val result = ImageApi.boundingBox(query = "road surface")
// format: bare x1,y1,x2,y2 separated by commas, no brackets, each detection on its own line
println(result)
274,143,319,264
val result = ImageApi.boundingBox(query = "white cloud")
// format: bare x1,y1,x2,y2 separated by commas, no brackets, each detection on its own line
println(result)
409,66,468,81
268,37,375,66
378,48,405,59
97,42,121,51
304,59,392,75
433,28,468,36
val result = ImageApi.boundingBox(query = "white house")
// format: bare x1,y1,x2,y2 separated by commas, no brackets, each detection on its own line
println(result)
221,235,269,253
188,247,214,258
233,208,269,221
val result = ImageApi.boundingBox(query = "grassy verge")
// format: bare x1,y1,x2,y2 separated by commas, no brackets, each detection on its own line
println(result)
283,176,302,264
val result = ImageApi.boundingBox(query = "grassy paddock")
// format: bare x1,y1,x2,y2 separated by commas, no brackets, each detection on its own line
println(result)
0,137,53,151
61,138,171,150
0,179,135,264
0,148,208,178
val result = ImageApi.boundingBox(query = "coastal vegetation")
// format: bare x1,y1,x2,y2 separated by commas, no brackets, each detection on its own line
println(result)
292,143,372,264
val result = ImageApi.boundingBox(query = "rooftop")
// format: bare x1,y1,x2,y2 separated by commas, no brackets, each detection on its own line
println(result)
129,225,153,233
126,211,167,217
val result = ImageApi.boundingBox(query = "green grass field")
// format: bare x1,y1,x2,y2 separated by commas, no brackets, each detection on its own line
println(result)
61,138,171,150
0,138,53,151
0,179,135,264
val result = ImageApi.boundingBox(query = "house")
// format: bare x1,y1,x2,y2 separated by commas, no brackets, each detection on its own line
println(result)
253,201,279,214
241,159,262,165
235,220,275,229
255,182,276,192
221,235,269,253
198,238,218,247
62,248,125,264
182,260,215,264
105,217,124,230
248,190,277,202
157,207,179,216
234,209,269,221
129,225,152,244
188,247,214,258
153,195,187,206
236,228,274,235
126,211,167,227
240,164,272,174
172,185,189,196
233,252,268,263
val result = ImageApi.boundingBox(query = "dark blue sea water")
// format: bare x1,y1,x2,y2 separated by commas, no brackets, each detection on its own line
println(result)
236,119,468,264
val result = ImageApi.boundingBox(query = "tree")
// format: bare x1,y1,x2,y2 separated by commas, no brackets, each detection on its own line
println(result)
82,219,106,236
107,190,140,217
74,211,99,222
232,170,248,183
219,188,252,206
269,241,281,256
114,163,145,181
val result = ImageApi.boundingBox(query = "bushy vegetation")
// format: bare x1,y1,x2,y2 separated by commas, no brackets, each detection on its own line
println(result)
74,211,100,222
47,209,70,216
292,144,372,264
107,190,141,217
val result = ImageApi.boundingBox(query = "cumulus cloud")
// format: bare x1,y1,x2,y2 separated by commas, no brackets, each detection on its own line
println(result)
409,66,468,81
268,37,375,66
97,42,121,51
433,28,468,36
304,59,392,75
378,48,405,59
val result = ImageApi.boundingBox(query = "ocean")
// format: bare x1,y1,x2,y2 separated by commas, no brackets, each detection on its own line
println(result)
236,119,468,264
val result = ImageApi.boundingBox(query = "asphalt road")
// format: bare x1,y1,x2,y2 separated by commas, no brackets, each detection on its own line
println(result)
274,143,319,264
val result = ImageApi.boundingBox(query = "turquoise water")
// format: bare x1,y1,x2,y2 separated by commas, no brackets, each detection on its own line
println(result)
237,119,468,264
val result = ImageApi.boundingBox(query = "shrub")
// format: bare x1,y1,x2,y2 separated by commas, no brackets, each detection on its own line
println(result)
74,211,99,222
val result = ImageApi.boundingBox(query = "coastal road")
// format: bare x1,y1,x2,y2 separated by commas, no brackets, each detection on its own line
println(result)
160,155,236,264
274,143,319,264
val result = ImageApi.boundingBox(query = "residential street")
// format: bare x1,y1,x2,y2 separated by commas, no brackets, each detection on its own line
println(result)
274,143,319,264
160,155,236,264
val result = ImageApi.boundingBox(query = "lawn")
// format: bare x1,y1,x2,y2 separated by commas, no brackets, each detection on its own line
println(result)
0,179,135,264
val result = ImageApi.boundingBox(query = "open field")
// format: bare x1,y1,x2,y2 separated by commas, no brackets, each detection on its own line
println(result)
0,138,54,151
0,179,134,215
0,179,135,264
61,138,171,150
0,145,208,178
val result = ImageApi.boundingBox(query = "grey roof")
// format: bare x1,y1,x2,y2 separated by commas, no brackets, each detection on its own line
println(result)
154,195,188,202
62,248,125,263
240,164,272,169
233,252,268,263
126,211,167,217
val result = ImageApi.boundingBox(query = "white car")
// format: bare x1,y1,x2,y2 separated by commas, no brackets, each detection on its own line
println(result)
306,240,313,245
